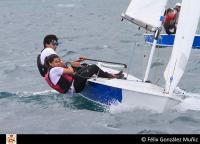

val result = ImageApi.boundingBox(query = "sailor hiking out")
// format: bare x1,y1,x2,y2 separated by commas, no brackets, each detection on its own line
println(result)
44,54,124,94
37,34,86,77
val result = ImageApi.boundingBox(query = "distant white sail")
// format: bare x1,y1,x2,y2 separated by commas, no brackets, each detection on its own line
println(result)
164,0,200,94
122,0,168,31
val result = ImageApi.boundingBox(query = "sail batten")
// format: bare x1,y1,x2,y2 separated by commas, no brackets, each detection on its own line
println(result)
122,13,155,32
122,0,168,31
164,0,200,94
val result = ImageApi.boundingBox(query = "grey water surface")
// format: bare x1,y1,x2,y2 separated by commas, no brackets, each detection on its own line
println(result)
1,0,200,134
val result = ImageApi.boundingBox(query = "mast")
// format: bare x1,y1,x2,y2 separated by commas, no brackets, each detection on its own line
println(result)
143,28,161,82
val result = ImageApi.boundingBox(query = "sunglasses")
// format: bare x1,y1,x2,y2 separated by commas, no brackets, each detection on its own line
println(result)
52,40,59,46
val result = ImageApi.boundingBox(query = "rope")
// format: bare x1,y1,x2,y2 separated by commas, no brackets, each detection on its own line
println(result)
126,45,136,78
154,45,160,85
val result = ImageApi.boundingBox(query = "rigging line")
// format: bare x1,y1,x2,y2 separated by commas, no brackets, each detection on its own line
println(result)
155,45,161,85
143,43,148,79
154,34,162,85
86,58,127,68
126,44,135,78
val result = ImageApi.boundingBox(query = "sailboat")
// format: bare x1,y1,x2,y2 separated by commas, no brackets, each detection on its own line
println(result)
79,0,200,112
144,34,200,48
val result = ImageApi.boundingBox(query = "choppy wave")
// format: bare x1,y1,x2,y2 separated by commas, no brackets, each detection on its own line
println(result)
1,0,200,133
57,4,76,8
2,86,200,114
0,90,107,112
138,130,166,134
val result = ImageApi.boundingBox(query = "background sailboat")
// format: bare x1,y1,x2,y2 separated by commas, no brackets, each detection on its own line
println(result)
80,0,199,112
144,34,200,48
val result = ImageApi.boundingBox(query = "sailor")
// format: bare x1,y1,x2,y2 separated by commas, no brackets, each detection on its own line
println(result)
37,34,87,77
163,8,177,34
173,2,181,24
44,54,124,93
37,34,59,77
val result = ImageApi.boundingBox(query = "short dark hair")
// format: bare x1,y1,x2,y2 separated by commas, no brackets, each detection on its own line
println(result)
166,8,174,14
43,34,58,47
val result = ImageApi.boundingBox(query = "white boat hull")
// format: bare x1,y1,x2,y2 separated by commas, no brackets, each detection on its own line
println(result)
122,89,180,112
79,63,182,113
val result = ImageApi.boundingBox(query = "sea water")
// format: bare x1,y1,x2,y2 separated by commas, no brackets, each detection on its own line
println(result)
1,0,200,134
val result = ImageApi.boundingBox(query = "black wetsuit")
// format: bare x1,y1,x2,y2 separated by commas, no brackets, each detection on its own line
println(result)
73,64,113,93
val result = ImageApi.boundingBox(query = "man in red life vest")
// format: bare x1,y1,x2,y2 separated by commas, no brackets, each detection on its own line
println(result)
163,8,177,34
44,54,124,94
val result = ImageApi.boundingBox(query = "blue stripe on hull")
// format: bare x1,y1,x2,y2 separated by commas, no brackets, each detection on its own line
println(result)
144,34,200,48
80,81,122,105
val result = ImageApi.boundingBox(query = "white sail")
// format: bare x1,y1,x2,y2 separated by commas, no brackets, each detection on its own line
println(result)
122,0,168,31
164,0,200,94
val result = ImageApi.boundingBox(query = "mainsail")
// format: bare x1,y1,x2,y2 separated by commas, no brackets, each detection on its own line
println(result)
122,0,168,82
164,0,200,94
122,0,168,31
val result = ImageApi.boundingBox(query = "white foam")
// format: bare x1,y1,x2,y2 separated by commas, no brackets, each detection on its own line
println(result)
16,90,58,97
175,97,200,112
57,4,75,8
109,102,155,114
109,102,134,114
173,87,200,112
174,87,200,98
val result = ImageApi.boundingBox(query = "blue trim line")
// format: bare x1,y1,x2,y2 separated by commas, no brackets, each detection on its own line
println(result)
80,81,122,105
144,34,200,48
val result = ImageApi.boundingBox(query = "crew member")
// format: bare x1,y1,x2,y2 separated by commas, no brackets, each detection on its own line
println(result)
44,54,124,93
163,8,177,34
37,34,86,77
